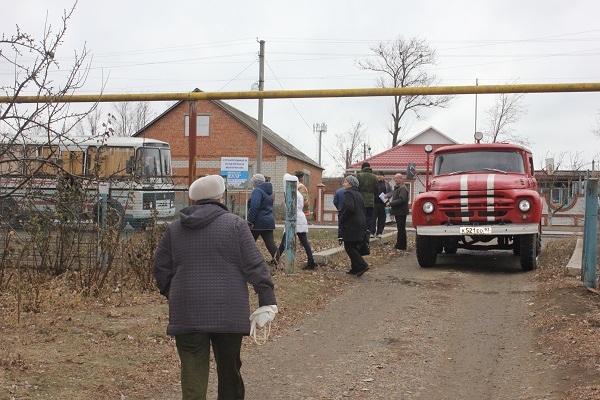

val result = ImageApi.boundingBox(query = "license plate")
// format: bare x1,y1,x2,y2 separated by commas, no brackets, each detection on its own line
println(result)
459,226,492,235
156,200,170,208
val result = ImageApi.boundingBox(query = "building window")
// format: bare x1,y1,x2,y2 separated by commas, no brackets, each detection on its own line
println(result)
184,115,210,136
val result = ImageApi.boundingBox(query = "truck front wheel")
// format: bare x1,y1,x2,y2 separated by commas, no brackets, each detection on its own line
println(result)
519,233,540,271
416,235,438,268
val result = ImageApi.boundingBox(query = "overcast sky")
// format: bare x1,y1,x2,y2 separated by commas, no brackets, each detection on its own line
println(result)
4,1,600,175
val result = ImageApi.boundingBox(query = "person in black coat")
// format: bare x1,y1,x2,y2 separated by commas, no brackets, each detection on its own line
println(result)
386,173,410,251
339,175,369,276
372,171,392,237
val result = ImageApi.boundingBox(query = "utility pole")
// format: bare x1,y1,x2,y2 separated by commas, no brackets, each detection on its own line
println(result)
363,143,370,160
257,40,265,174
313,123,327,165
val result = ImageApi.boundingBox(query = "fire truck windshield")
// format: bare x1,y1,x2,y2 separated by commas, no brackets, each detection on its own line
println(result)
434,150,525,175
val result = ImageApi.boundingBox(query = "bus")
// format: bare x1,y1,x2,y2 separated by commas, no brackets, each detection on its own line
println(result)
0,135,176,229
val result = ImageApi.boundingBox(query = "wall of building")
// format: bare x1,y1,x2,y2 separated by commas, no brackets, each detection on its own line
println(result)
139,100,323,215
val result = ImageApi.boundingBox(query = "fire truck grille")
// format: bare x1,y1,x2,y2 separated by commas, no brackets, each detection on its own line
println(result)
439,194,513,221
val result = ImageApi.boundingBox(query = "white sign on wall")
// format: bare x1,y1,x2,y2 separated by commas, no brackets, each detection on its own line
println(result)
220,157,249,187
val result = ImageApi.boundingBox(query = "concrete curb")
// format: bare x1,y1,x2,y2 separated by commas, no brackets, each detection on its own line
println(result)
313,232,395,266
565,237,583,277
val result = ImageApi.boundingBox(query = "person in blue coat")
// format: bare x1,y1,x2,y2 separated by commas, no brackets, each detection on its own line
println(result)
247,174,279,265
333,182,346,240
333,184,345,212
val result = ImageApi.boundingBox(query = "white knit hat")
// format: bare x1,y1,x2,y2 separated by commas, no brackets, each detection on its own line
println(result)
189,175,225,201
251,174,265,185
283,173,298,183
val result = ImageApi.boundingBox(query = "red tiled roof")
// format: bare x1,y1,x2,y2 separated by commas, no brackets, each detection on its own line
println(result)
347,144,451,172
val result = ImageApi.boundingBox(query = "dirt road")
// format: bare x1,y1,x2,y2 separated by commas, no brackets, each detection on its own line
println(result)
200,250,563,399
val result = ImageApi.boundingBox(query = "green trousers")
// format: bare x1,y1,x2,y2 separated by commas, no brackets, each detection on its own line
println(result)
175,332,244,400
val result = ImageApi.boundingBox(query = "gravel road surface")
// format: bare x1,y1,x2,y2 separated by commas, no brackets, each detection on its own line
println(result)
201,249,560,399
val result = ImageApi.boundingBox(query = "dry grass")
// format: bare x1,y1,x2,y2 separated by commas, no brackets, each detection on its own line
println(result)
533,235,600,399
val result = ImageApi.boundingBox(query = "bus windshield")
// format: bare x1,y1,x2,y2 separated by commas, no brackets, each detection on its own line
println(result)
137,147,172,184
434,151,525,175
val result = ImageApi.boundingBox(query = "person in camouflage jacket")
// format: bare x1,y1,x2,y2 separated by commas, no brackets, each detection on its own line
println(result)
356,162,379,234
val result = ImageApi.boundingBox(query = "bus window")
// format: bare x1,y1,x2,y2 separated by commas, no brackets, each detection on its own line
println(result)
98,146,135,178
0,145,24,174
161,148,172,176
24,145,38,175
62,150,85,175
86,147,98,176
39,146,59,175
136,148,165,184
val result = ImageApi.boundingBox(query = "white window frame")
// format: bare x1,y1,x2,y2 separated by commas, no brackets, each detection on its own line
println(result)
184,115,210,136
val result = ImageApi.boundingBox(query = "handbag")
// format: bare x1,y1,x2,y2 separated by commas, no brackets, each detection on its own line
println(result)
357,230,371,256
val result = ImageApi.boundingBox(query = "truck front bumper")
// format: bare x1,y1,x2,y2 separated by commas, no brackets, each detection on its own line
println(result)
416,223,540,236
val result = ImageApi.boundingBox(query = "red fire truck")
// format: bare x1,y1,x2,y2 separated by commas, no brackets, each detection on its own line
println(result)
412,132,543,271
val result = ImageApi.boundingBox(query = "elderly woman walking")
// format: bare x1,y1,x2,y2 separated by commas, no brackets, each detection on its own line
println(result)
339,175,369,277
153,175,277,399
248,173,280,266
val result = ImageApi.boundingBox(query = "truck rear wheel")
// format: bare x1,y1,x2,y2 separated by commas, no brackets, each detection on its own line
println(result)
416,235,438,268
519,233,540,271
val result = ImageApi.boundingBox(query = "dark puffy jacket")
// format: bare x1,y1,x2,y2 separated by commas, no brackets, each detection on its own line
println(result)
247,182,276,230
339,187,366,242
153,200,277,336
356,167,379,208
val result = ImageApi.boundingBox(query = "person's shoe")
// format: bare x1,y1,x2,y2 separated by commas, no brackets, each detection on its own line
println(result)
302,260,316,270
346,269,358,275
376,233,383,238
369,234,375,238
355,267,369,277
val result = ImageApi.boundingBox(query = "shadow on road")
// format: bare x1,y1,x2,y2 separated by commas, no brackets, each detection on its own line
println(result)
429,249,528,275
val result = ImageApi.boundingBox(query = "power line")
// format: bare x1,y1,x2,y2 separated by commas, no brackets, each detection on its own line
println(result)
265,60,339,167
217,60,257,92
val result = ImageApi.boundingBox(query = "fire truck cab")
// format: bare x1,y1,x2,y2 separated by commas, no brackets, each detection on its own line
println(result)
412,133,542,271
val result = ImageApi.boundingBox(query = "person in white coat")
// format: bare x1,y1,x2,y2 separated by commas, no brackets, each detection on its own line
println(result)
278,173,316,270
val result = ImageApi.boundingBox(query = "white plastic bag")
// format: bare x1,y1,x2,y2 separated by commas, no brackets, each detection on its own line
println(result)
249,305,278,345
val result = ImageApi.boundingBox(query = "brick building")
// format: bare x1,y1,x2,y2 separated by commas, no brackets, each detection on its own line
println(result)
134,92,323,214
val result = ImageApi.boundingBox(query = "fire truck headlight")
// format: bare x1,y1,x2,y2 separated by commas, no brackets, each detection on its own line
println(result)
518,199,531,212
422,201,435,214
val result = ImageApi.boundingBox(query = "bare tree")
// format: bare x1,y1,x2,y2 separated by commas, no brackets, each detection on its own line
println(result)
74,106,104,135
483,91,529,145
0,2,92,191
332,121,368,174
356,36,452,147
112,101,154,136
